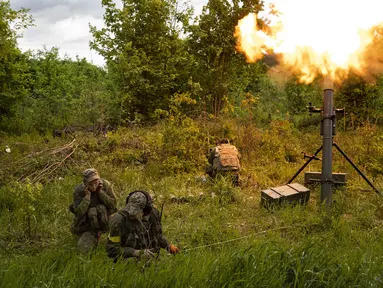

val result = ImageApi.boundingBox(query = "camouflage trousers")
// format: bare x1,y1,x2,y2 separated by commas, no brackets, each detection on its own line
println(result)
77,231,100,254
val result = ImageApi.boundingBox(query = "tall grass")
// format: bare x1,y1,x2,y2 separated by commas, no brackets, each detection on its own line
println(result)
0,120,382,287
2,227,383,287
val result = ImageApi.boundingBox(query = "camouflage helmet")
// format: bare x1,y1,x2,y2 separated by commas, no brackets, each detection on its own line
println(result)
125,190,153,216
125,192,148,216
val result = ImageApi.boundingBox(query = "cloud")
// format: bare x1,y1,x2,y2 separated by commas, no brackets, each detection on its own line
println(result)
11,0,104,22
11,0,208,67
10,0,105,66
192,0,207,15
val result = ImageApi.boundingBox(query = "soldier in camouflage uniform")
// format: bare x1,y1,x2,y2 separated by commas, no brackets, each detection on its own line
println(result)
206,139,241,186
70,168,117,254
106,190,179,260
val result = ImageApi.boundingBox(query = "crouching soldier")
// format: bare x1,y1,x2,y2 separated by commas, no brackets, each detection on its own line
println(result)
106,190,179,261
206,139,241,186
69,168,117,254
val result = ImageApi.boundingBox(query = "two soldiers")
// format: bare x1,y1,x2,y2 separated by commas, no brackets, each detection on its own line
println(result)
70,169,178,258
70,140,240,256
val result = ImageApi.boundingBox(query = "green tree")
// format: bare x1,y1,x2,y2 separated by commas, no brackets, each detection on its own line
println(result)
0,1,33,132
285,78,321,115
337,71,383,127
90,0,193,122
187,0,265,117
25,47,110,133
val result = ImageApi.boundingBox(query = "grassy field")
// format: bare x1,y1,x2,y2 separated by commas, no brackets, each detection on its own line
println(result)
0,120,382,287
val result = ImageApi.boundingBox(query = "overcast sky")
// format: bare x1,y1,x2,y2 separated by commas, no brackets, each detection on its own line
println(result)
10,0,208,66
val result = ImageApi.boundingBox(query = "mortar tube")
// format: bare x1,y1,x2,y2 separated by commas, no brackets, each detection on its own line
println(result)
321,87,334,207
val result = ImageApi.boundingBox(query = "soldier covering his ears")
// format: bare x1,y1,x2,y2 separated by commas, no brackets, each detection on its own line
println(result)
69,168,117,254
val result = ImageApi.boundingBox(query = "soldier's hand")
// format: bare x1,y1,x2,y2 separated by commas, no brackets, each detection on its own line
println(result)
168,244,180,254
84,187,91,197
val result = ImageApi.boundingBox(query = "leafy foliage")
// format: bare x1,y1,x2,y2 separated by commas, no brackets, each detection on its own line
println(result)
90,0,194,121
0,1,33,130
25,48,110,132
337,71,383,126
0,0,382,133
187,0,267,117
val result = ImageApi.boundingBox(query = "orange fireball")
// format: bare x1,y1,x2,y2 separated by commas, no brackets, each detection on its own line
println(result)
235,0,383,83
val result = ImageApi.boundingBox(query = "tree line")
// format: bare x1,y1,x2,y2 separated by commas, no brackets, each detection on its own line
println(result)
1,0,382,135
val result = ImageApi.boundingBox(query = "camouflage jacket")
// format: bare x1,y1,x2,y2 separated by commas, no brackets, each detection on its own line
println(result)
71,179,117,235
106,207,169,259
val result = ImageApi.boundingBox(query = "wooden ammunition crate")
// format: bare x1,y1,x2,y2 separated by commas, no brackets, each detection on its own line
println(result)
261,183,310,207
304,172,347,186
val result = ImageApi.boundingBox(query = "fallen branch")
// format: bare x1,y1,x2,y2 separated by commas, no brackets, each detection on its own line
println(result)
13,139,78,183
15,139,76,164
31,144,78,184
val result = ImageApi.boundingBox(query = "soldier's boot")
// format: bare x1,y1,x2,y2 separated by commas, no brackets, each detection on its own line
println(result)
77,231,98,254
88,207,100,230
97,204,109,232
